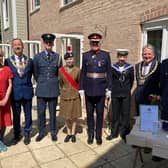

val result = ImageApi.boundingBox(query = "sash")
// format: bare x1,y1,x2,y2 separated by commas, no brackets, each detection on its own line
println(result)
60,66,79,91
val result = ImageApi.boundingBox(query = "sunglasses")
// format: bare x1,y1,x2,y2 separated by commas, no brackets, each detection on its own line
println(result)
90,41,100,46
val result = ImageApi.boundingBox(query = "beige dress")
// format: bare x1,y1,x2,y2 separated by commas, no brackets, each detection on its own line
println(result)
59,65,82,119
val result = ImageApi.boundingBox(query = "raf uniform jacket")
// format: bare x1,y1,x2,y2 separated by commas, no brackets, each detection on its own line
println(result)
135,59,160,105
33,51,60,98
5,55,34,100
79,50,112,96
111,62,134,98
160,59,168,120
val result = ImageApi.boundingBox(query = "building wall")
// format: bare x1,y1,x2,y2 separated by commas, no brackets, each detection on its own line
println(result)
29,0,168,64
1,0,13,43
16,0,28,40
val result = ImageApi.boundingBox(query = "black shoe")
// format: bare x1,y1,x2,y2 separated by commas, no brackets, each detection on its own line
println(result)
71,135,76,143
35,134,45,142
10,135,22,145
64,135,72,142
152,156,163,162
24,135,31,145
106,134,117,141
96,138,102,145
87,135,94,145
51,135,57,141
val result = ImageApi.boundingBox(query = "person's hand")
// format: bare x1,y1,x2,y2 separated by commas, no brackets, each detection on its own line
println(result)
0,98,8,106
105,89,111,99
78,90,85,97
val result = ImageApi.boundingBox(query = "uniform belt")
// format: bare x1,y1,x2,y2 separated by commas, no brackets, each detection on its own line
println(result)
86,73,107,78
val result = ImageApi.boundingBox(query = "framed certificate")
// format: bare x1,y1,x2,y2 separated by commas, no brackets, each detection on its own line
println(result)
140,104,159,132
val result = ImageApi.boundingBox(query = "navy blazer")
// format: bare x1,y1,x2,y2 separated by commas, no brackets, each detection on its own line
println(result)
33,51,60,98
79,50,112,96
5,55,34,100
160,59,168,120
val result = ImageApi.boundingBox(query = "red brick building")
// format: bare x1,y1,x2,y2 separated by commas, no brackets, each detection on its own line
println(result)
29,0,168,66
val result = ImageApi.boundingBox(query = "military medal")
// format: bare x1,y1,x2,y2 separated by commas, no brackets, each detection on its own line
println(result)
92,55,96,59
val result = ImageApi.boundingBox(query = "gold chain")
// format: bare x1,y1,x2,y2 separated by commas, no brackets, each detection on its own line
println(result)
138,60,158,80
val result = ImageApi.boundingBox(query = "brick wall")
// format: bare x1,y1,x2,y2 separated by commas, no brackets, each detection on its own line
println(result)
29,0,168,64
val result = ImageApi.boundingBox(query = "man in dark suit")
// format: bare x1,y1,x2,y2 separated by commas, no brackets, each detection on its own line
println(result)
135,44,160,115
106,49,134,142
5,38,34,145
79,32,112,145
160,59,168,130
34,33,60,142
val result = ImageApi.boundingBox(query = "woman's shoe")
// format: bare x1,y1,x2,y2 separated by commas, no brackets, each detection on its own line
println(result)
64,135,72,142
0,141,7,152
71,135,76,143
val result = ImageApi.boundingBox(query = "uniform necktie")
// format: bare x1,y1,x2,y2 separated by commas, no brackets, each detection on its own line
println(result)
47,53,50,61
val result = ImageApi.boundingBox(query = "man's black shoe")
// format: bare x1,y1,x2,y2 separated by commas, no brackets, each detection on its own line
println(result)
24,135,31,145
106,134,117,141
10,135,22,145
51,135,57,141
35,134,45,142
87,135,94,145
96,138,102,145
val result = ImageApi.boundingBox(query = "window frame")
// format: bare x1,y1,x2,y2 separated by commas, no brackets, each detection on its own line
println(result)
61,0,78,7
31,0,40,12
2,0,10,30
142,17,168,61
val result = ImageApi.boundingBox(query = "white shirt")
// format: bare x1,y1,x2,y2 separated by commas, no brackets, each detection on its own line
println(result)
142,61,152,75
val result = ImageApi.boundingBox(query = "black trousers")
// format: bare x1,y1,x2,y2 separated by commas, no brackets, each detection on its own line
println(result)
37,97,58,136
110,96,131,138
85,95,105,139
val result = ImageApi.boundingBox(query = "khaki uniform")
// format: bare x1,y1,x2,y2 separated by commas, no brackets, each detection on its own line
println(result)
59,65,81,119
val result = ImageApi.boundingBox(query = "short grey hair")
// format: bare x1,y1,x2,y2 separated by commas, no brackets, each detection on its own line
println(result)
142,44,155,53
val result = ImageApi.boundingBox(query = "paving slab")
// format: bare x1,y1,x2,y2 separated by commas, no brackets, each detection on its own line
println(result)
40,158,77,168
32,145,64,164
0,152,37,168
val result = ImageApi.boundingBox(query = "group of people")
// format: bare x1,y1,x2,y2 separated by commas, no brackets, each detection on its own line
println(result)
0,32,168,152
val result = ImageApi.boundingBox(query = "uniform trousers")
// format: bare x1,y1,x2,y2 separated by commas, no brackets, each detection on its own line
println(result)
37,97,57,136
85,95,105,139
11,98,32,137
110,96,130,138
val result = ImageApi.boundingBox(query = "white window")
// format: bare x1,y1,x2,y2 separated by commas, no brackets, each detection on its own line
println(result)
31,0,40,11
61,0,78,7
2,0,10,29
142,16,168,61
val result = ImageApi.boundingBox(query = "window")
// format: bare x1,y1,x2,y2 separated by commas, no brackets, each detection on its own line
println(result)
62,0,77,6
31,0,40,11
142,17,168,61
2,0,10,29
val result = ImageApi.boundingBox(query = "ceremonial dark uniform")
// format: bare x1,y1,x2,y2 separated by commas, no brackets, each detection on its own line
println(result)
135,59,160,115
79,50,112,143
160,59,168,129
109,62,134,139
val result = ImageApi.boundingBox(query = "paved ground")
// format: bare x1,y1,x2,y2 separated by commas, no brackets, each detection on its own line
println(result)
0,100,168,168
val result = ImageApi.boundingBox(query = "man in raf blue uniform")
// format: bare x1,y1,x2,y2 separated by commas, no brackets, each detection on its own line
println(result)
33,33,60,142
5,38,34,145
106,49,134,142
79,33,112,145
